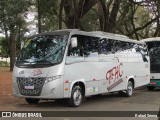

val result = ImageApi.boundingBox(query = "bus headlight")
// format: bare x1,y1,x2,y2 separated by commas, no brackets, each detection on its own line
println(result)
45,75,61,84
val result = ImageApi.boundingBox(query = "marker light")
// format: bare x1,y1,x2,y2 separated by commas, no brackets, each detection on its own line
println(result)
150,82,156,85
45,75,61,84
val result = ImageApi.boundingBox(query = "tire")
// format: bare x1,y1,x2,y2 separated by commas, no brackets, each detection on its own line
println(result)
67,86,83,107
147,86,155,91
25,98,40,104
119,81,133,97
125,81,133,97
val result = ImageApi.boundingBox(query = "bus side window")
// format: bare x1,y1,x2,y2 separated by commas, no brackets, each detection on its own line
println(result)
98,38,114,62
84,36,99,61
112,40,128,62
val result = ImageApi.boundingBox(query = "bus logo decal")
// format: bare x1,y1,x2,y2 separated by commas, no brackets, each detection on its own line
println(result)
106,63,123,84
33,68,43,76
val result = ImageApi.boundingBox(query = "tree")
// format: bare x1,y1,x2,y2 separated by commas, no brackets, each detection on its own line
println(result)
0,0,31,71
34,0,99,32
33,0,60,32
144,0,160,37
97,0,159,39
63,0,99,30
37,0,41,33
97,0,122,32
0,37,9,58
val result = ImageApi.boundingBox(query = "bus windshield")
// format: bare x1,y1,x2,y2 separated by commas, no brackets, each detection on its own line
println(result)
147,41,160,73
16,35,68,67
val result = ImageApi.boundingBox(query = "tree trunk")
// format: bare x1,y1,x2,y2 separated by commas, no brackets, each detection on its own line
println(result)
97,0,105,31
9,36,16,71
59,0,65,29
156,0,160,36
37,0,41,33
130,3,139,40
64,0,98,30
107,0,121,32
64,0,75,28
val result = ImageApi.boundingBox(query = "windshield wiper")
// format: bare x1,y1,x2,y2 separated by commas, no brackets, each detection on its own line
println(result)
36,60,53,65
18,60,31,63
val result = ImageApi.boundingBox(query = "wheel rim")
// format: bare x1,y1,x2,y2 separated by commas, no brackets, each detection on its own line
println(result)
73,88,82,106
127,83,133,96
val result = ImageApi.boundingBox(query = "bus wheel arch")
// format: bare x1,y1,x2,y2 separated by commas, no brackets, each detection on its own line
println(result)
70,81,86,97
128,78,135,89
68,81,85,107
119,78,134,97
72,82,85,97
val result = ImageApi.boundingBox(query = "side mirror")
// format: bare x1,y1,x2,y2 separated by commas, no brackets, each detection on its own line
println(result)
71,37,77,48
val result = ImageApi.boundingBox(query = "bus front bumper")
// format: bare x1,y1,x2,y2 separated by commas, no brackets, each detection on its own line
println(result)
12,77,65,99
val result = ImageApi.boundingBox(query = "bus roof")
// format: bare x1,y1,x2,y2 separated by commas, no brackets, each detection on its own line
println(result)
62,29,141,44
141,37,160,42
32,29,142,44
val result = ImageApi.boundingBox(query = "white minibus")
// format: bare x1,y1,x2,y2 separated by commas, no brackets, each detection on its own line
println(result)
13,29,150,106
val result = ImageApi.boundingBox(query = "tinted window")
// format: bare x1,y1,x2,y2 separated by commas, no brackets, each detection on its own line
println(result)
66,35,99,63
98,38,111,54
98,39,136,54
146,41,160,72
67,34,147,63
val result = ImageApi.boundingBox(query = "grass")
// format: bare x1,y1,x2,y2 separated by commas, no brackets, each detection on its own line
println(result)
0,61,10,67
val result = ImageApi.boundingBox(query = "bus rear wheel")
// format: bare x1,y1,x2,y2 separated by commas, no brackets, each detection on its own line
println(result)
25,98,40,104
119,81,133,97
147,86,155,91
67,86,83,107
125,81,133,97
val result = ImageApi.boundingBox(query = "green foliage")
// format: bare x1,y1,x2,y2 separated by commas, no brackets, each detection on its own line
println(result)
33,0,159,39
0,0,31,31
36,0,60,32
0,0,32,71
0,37,9,58
134,7,154,38
82,6,100,31
35,0,154,39
0,61,9,67
0,0,160,70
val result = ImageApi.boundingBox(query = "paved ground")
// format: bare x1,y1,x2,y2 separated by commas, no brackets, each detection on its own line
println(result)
0,67,160,120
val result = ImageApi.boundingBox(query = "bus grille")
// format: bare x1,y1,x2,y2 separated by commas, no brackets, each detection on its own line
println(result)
17,77,45,96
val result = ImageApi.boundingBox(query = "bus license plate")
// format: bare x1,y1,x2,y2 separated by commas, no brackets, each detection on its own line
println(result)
24,86,34,90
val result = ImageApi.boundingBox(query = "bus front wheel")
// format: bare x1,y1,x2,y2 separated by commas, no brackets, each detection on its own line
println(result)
67,86,83,107
147,86,155,91
25,98,40,104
